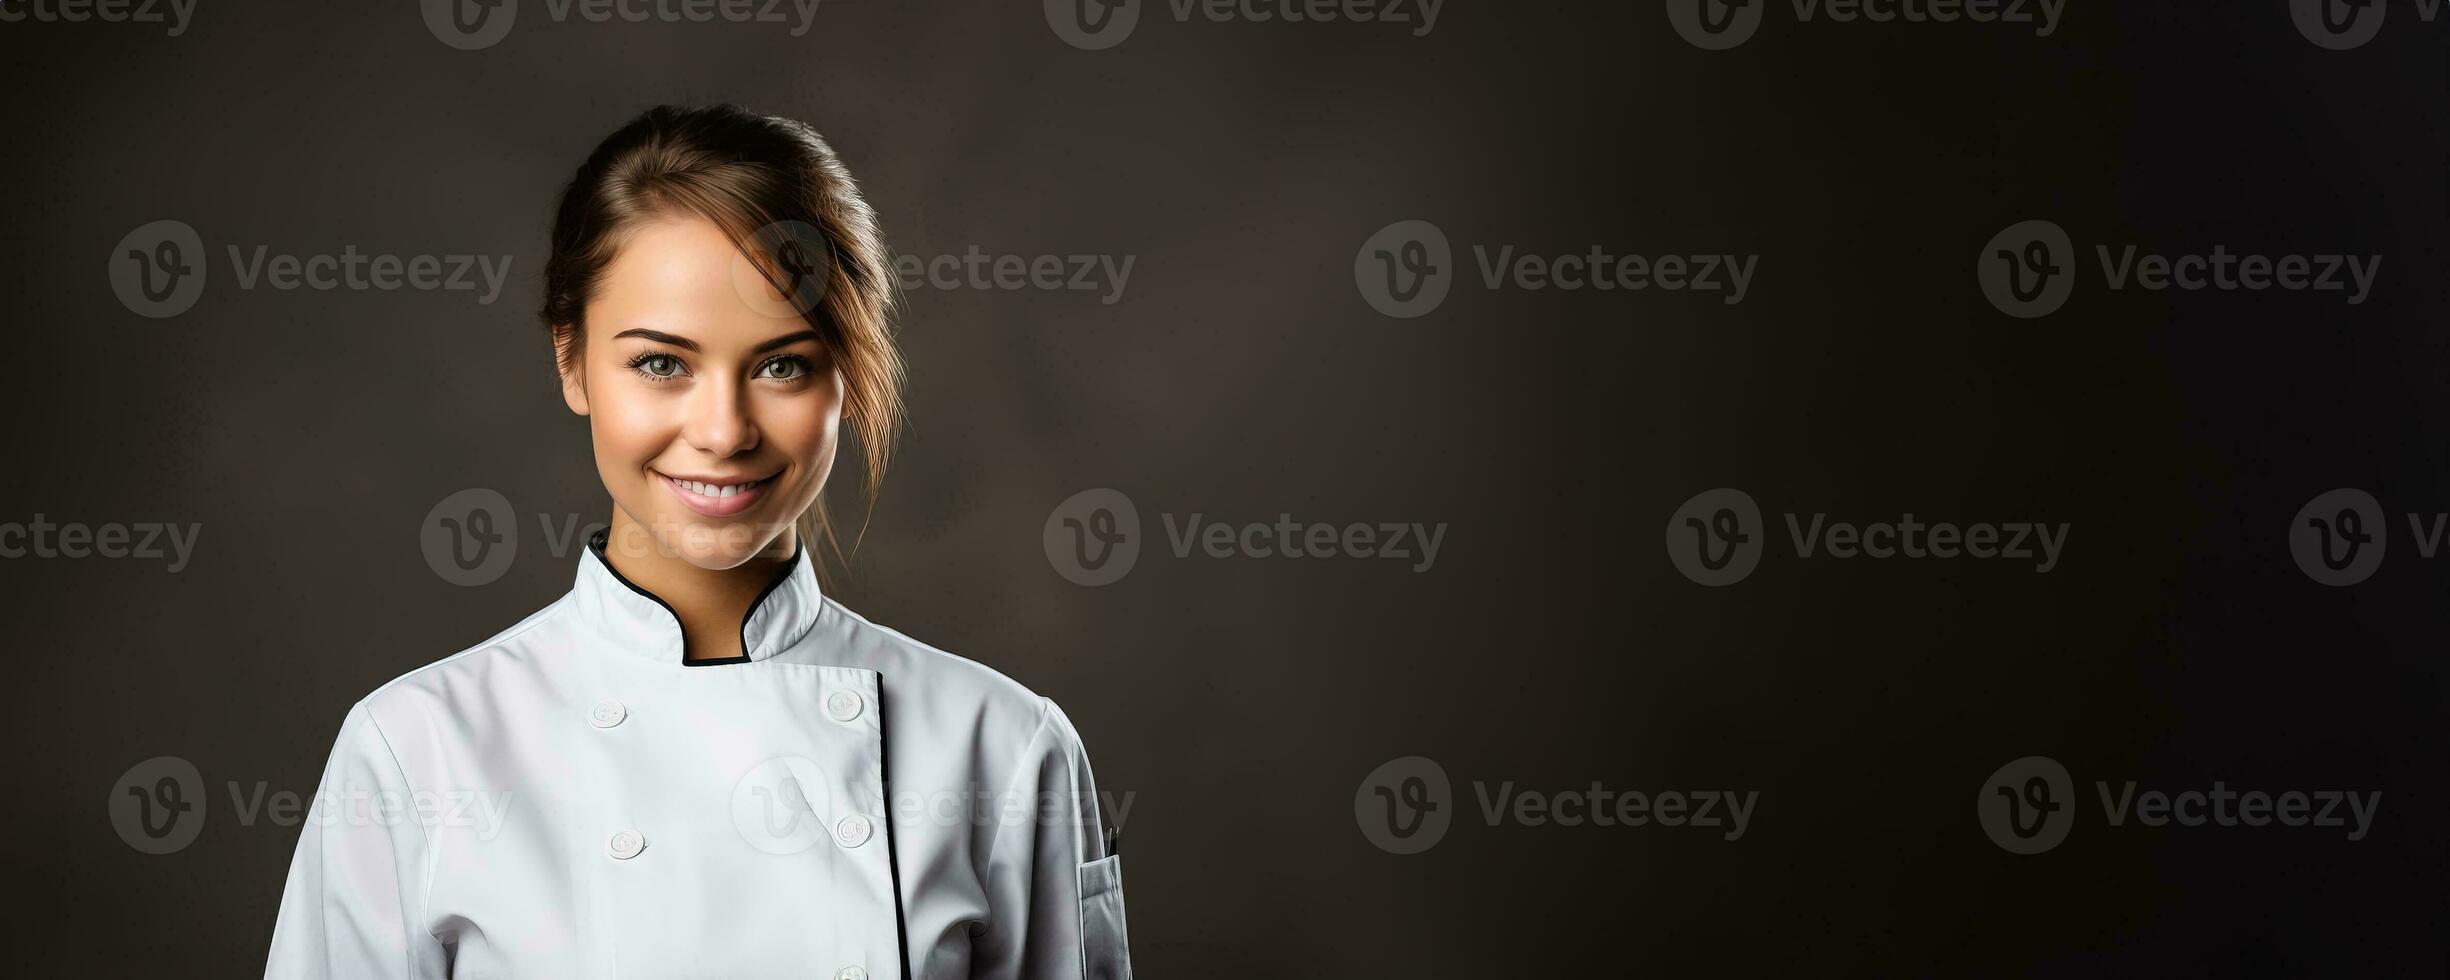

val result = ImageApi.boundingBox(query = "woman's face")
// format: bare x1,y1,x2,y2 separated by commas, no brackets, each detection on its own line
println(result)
560,214,841,570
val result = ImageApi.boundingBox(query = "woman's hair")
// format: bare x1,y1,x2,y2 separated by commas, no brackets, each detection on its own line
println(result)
540,103,904,577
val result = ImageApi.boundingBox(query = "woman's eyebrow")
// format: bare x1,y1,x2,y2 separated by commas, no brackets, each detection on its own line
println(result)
611,327,698,351
608,328,817,354
752,330,822,355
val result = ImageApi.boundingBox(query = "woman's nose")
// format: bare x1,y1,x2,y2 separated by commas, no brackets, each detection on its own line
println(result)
683,379,760,457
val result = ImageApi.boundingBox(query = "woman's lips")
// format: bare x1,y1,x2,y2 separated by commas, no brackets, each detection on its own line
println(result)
658,472,771,518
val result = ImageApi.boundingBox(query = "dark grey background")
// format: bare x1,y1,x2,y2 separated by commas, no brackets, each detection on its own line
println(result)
5,0,2445,975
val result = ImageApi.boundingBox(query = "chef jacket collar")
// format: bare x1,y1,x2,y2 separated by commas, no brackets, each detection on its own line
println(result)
572,526,822,666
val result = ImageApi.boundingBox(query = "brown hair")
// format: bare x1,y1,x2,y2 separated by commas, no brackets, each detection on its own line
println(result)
540,103,904,576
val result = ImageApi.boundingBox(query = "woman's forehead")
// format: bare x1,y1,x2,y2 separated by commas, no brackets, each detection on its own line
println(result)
589,216,811,347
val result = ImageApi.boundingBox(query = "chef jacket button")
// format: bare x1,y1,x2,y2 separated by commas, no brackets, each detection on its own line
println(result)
834,813,872,848
825,689,863,723
589,699,627,728
608,829,646,860
835,967,869,980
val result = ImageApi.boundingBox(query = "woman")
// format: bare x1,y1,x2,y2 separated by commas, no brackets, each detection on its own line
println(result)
264,104,1132,980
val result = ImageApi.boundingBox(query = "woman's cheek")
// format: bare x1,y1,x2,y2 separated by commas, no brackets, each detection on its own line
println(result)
593,388,673,464
760,396,839,496
762,382,838,446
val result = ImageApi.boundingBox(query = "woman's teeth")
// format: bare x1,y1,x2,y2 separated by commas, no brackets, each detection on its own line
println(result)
674,478,760,498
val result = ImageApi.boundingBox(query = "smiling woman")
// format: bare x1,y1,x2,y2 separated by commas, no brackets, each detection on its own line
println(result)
560,211,868,609
262,104,1133,980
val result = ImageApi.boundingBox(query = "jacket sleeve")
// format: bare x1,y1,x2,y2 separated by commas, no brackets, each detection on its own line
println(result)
973,698,1133,980
264,701,446,979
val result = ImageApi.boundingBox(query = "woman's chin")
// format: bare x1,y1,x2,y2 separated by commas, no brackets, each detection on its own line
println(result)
649,512,789,569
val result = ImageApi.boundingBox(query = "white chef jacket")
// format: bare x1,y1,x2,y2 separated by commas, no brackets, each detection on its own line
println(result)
265,531,1133,980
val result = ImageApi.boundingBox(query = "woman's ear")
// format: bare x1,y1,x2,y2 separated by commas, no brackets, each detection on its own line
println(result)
556,335,591,416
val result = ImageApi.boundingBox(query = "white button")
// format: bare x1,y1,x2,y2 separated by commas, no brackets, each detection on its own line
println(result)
589,699,627,728
608,829,646,860
834,813,872,848
826,689,863,723
835,967,869,980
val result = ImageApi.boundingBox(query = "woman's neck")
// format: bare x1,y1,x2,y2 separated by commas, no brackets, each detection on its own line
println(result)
601,511,798,661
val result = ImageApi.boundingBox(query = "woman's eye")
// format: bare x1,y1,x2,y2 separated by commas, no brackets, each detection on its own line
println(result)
758,355,812,381
631,354,684,380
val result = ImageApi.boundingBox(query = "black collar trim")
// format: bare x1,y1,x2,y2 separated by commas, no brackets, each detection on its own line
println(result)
586,527,804,666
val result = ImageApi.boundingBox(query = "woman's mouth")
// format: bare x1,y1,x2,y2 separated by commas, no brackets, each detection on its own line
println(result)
657,471,775,518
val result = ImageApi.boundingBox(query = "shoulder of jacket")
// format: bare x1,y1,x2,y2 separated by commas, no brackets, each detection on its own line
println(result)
817,595,1056,724
355,592,577,713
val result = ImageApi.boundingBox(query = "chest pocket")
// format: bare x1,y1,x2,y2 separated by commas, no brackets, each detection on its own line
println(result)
1077,854,1132,980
